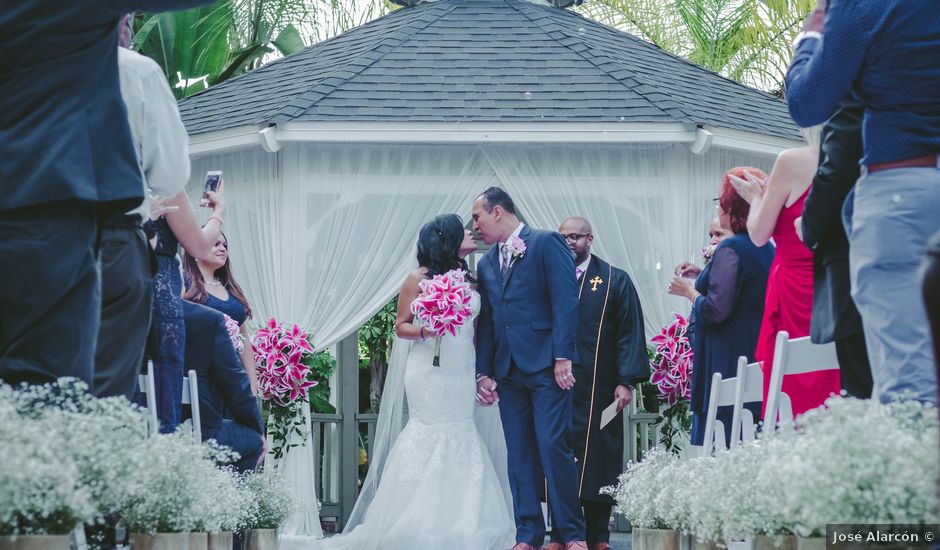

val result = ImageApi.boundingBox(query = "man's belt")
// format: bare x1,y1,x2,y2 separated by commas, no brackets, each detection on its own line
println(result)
867,154,938,174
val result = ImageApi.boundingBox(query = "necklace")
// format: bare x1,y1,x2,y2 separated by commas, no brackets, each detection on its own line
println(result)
206,278,224,287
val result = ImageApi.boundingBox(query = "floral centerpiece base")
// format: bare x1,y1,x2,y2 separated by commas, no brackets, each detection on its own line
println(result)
0,535,70,550
753,535,797,550
242,528,278,550
207,532,233,550
129,532,191,550
188,532,208,550
633,527,680,550
795,537,825,550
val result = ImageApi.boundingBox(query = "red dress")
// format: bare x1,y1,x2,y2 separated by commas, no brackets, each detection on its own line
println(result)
757,187,841,419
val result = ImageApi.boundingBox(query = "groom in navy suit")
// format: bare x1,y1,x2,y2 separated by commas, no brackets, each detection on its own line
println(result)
473,187,587,550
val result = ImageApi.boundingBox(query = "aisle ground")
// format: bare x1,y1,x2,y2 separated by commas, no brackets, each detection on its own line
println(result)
541,533,631,550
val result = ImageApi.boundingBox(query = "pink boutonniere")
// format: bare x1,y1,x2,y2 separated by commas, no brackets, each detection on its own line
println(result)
506,235,526,260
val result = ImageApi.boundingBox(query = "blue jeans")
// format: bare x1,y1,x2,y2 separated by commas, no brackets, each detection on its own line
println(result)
215,420,264,473
843,163,940,405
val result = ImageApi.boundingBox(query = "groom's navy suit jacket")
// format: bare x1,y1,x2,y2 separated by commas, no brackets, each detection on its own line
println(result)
476,225,580,380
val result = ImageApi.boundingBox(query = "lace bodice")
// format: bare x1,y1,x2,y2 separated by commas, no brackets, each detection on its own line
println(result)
404,290,480,424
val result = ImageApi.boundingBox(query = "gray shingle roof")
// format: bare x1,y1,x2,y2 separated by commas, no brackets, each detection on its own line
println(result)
178,0,798,139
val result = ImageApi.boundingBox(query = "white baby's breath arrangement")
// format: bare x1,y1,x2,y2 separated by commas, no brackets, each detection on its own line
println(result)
603,450,675,530
0,384,96,535
240,468,295,530
765,397,939,537
607,397,939,543
0,379,258,537
118,434,240,534
191,464,250,534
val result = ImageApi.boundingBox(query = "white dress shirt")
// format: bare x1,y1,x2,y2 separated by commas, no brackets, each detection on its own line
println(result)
499,222,526,272
118,48,191,218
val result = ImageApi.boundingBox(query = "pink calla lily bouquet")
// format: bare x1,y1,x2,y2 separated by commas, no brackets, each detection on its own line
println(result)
649,313,693,405
648,313,694,452
411,269,473,366
251,318,319,459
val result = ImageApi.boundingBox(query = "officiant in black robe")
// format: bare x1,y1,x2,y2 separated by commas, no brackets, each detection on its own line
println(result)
547,217,649,550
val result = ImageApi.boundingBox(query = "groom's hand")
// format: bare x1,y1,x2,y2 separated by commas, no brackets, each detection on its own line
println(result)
476,375,499,405
554,359,575,390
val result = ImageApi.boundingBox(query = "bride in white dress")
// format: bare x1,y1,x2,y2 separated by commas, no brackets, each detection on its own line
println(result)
307,214,515,550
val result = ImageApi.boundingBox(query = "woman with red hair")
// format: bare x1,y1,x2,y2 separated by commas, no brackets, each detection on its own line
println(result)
730,136,841,421
669,167,775,446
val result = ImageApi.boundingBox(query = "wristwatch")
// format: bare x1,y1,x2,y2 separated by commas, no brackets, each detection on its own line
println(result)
792,30,822,50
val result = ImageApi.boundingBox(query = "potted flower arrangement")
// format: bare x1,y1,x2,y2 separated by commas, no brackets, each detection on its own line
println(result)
607,397,939,549
188,463,247,550
648,313,693,452
238,469,295,550
0,385,95,550
118,434,240,550
252,318,319,460
604,451,683,550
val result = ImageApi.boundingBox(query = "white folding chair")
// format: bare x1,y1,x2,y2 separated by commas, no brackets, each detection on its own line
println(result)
138,365,202,444
763,331,840,437
138,361,159,436
701,371,738,455
729,356,763,446
181,369,202,444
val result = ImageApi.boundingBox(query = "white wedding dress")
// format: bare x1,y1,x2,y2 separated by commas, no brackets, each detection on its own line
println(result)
301,291,515,550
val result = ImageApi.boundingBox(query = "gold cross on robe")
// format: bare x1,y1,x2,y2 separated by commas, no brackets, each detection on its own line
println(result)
590,276,603,291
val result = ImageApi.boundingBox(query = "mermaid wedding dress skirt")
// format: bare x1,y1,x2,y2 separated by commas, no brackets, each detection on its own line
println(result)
300,291,515,550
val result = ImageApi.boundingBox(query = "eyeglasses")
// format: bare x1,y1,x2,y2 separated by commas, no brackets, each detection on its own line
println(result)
563,233,591,243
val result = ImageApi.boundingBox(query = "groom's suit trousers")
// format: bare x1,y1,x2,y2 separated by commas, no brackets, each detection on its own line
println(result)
499,362,586,545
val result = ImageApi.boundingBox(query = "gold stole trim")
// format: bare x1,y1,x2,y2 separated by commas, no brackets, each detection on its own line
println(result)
578,261,612,498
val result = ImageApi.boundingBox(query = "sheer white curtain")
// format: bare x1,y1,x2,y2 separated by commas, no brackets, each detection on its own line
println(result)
480,143,774,335
190,141,775,341
190,143,499,347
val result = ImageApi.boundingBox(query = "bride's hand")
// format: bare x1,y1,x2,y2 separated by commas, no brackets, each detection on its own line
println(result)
476,376,498,405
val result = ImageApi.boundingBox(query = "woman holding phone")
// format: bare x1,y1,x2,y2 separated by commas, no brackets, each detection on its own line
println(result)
182,233,258,394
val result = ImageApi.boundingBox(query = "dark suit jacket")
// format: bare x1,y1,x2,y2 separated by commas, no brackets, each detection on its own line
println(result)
476,225,579,379
0,0,209,213
182,301,263,440
801,102,865,343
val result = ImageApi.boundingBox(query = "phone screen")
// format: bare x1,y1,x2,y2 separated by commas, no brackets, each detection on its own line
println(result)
204,174,221,194
200,172,222,207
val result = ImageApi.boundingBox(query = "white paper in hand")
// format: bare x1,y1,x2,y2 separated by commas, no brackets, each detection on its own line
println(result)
599,400,620,430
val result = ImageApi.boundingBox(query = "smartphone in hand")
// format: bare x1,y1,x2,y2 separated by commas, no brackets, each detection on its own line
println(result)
199,170,223,208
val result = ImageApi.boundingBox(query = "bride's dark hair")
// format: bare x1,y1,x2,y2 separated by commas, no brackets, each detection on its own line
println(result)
416,214,472,279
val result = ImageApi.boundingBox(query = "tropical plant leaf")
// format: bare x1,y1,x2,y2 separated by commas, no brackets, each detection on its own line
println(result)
578,0,813,91
309,394,336,414
273,24,305,56
211,43,271,84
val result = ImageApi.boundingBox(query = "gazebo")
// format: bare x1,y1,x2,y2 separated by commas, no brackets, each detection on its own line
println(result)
178,0,800,525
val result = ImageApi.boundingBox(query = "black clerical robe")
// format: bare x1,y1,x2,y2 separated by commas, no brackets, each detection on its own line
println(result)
571,255,648,502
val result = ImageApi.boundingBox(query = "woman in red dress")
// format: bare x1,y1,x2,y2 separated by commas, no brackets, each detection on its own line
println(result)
730,129,841,420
